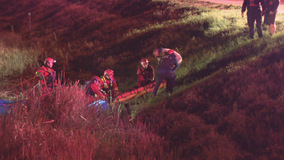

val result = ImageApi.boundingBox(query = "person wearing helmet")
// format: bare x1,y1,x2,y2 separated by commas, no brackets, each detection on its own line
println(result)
137,58,155,87
152,48,178,97
85,75,106,103
100,69,120,100
35,57,57,92
153,47,182,72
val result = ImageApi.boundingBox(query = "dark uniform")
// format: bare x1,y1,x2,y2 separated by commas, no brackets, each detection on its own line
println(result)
153,52,178,97
242,0,264,38
263,0,280,27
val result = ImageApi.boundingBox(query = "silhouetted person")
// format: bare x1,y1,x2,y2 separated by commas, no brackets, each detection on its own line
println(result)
241,0,264,39
263,0,280,35
152,48,178,97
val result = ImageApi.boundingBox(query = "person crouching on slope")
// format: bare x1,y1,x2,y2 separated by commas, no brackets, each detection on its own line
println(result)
100,69,120,101
137,58,155,88
153,47,182,72
85,75,106,103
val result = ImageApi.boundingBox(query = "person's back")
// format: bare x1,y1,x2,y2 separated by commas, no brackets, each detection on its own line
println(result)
85,76,106,103
154,48,182,72
153,50,178,97
158,52,178,72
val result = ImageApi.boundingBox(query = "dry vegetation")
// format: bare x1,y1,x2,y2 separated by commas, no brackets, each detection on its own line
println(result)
1,0,284,159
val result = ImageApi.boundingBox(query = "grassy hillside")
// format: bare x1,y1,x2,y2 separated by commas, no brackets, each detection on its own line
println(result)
1,0,284,159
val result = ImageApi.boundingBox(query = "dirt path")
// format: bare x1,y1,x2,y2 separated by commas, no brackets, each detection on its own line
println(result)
198,0,284,13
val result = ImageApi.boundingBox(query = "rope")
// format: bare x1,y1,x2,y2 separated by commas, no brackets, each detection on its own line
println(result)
1,76,38,92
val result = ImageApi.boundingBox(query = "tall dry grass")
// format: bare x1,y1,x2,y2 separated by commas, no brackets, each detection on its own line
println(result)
0,81,174,159
2,0,284,159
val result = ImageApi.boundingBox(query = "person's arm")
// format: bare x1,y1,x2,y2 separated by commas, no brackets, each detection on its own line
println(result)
261,0,266,15
91,83,106,100
35,67,47,80
150,65,155,81
35,70,44,80
241,0,247,17
112,78,120,95
270,0,280,13
171,55,178,71
174,52,182,65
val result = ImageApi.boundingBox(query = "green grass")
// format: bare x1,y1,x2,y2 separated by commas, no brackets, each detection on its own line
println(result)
0,33,41,79
2,0,284,159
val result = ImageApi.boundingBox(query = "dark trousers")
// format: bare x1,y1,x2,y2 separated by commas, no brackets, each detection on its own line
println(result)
247,10,262,38
153,70,176,96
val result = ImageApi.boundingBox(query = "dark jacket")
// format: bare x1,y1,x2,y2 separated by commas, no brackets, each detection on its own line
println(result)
242,0,264,13
158,52,178,73
263,0,280,13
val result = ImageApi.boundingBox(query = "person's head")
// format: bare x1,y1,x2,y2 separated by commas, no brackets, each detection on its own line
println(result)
44,57,56,68
92,76,102,85
153,47,163,58
168,49,175,54
140,58,149,69
104,69,114,80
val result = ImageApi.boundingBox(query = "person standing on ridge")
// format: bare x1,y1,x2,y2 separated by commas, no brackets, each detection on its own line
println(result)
35,57,57,92
263,0,280,35
152,48,178,97
241,0,264,39
137,58,155,87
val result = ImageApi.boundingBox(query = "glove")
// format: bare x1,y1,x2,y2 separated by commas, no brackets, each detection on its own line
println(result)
39,75,44,80
146,79,152,83
103,83,109,89
36,72,44,80
100,89,107,95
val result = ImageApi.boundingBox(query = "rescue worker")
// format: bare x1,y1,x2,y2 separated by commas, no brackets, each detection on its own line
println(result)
153,47,182,72
152,48,178,97
137,58,155,87
241,0,264,39
85,76,106,103
85,76,111,113
263,0,280,35
35,57,57,92
100,69,120,100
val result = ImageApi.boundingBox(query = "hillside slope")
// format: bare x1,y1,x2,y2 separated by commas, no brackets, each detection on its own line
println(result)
1,0,284,159
0,0,186,81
